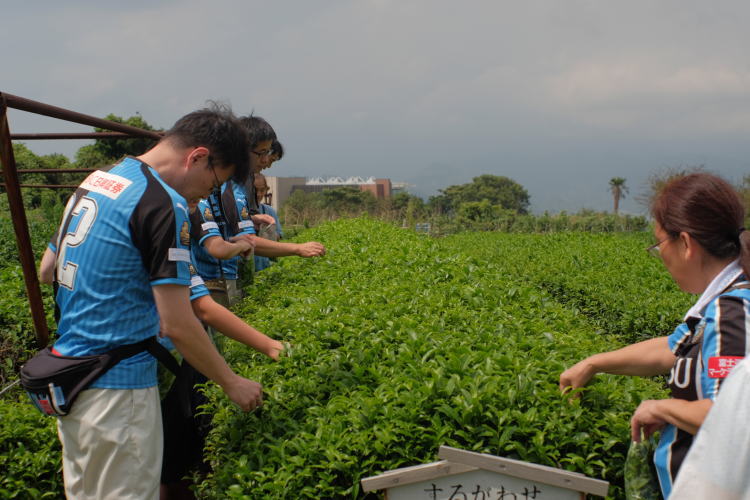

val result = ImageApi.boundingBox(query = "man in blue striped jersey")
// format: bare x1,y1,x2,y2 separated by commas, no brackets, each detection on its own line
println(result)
45,106,263,500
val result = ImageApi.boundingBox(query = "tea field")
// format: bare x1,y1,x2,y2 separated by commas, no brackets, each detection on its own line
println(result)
0,217,693,499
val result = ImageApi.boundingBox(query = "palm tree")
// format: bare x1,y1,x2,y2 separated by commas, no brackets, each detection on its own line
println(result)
609,177,628,214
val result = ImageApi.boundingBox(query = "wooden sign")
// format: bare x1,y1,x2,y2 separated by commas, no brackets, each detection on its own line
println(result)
361,446,609,499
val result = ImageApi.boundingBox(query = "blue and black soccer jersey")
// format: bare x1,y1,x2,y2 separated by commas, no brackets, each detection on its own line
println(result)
190,196,224,280
159,257,211,352
190,180,255,280
655,276,750,497
220,181,255,279
50,157,192,389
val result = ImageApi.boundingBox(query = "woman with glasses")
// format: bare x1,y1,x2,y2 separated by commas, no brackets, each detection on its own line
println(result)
559,173,750,498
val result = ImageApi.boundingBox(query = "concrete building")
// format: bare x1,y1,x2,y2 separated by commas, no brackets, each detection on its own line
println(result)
264,176,393,212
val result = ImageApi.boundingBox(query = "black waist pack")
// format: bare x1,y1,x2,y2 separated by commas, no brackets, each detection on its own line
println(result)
20,337,179,417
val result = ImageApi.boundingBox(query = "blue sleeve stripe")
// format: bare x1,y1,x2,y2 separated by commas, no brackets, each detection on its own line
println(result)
151,278,191,287
199,233,220,246
190,289,210,301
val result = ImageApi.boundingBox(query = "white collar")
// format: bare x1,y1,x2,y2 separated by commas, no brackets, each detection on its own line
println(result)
684,259,743,321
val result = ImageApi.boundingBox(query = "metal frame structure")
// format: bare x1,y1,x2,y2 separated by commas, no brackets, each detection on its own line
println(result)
0,92,162,347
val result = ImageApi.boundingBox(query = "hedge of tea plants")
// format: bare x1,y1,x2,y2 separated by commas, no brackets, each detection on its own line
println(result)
442,231,694,344
0,211,62,499
195,218,678,499
0,217,689,499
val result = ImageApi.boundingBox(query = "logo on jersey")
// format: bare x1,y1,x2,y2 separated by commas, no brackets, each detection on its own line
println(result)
241,207,249,220
168,248,190,262
180,222,190,246
203,207,214,221
80,171,132,200
708,356,744,379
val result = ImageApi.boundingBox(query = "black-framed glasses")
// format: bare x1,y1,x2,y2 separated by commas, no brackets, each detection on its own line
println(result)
208,155,222,191
252,149,273,158
646,237,669,257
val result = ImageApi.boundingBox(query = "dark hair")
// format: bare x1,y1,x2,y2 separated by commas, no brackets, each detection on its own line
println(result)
271,140,284,160
239,115,277,149
164,103,250,184
652,172,749,275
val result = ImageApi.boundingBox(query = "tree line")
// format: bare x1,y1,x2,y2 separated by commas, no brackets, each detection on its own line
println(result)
4,113,748,233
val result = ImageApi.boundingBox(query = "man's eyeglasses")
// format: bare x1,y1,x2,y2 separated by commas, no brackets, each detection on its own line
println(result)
252,149,273,158
646,237,669,257
208,156,222,191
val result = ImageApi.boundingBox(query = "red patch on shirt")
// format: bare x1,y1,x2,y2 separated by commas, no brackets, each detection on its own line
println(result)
708,356,744,379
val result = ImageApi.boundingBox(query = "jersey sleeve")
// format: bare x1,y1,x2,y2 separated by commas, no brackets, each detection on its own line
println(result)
668,322,692,352
48,229,59,253
188,262,211,301
190,199,222,246
700,294,750,399
129,182,191,286
225,182,255,236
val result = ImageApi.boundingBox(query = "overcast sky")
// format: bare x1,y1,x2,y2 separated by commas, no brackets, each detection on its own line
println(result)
4,1,750,213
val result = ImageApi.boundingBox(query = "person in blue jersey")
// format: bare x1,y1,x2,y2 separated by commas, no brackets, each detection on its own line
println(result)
238,115,325,263
191,116,324,306
160,241,284,499
559,173,750,498
252,173,283,272
43,228,284,500
42,106,264,500
189,179,260,306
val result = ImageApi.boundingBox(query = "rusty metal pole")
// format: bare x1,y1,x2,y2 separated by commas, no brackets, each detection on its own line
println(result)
0,97,50,347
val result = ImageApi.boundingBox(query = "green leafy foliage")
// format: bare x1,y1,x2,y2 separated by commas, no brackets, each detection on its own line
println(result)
74,114,159,169
433,175,531,214
624,436,661,500
0,398,63,498
1,144,82,211
442,232,693,344
0,216,687,499
195,218,671,499
0,212,58,386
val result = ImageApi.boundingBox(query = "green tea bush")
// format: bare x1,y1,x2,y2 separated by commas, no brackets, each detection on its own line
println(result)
442,232,694,343
0,213,58,385
197,218,668,499
0,217,684,499
0,397,63,498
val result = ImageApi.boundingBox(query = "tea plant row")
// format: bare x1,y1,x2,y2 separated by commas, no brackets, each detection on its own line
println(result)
196,218,673,499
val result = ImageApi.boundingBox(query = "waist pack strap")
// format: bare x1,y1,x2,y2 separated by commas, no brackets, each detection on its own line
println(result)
145,339,180,376
102,337,180,377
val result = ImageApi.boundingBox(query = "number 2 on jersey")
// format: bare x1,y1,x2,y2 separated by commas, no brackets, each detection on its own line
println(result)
56,195,98,290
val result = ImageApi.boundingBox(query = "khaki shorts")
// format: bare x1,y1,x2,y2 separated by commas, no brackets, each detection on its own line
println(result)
57,387,162,500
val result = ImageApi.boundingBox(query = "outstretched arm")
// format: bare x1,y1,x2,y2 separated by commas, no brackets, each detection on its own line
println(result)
559,336,675,392
191,295,284,360
251,235,326,258
154,284,263,411
203,235,254,260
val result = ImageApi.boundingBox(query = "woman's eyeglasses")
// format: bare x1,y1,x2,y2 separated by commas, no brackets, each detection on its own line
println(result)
646,237,669,257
